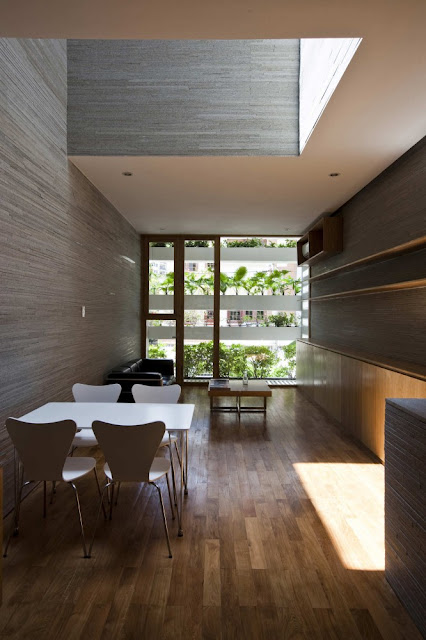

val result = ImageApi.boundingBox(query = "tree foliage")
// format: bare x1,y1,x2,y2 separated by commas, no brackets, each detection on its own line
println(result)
182,341,296,379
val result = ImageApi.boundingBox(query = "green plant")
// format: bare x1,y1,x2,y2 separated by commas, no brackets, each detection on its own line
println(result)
158,272,175,295
184,271,200,295
183,341,214,378
148,344,167,358
219,272,231,295
196,272,214,295
218,343,247,377
224,238,264,248
284,277,301,294
149,269,161,294
184,310,203,326
266,269,290,295
272,341,297,378
231,266,248,294
250,271,269,295
268,313,286,327
184,240,210,247
183,341,296,379
268,313,300,327
277,239,297,248
150,241,174,247
245,346,278,378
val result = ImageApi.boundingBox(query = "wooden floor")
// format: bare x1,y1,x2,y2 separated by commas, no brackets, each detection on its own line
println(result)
0,388,421,639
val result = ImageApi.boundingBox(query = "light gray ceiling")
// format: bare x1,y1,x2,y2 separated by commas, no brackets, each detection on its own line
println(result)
68,39,300,156
2,0,426,234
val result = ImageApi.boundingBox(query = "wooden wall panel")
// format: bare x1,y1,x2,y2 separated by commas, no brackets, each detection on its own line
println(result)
297,341,426,460
67,39,299,156
0,39,141,514
307,137,426,374
311,137,426,278
310,287,426,369
311,248,426,298
385,400,426,636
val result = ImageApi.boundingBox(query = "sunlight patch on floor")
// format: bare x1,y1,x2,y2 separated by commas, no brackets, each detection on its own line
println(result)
294,462,384,570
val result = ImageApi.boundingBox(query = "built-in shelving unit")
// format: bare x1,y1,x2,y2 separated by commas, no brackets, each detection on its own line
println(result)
297,216,343,266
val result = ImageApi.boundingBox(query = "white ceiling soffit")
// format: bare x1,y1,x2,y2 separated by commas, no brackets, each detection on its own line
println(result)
2,0,426,234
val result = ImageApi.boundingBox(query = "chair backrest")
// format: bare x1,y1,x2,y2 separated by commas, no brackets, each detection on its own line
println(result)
6,418,76,481
92,420,165,482
72,383,121,403
132,383,181,404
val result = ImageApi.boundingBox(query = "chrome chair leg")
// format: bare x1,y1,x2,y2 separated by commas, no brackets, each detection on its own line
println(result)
109,483,115,520
3,476,30,557
69,482,89,558
152,482,172,558
165,472,175,520
93,468,107,519
115,481,121,506
167,438,178,506
174,440,185,486
88,480,111,558
50,481,57,504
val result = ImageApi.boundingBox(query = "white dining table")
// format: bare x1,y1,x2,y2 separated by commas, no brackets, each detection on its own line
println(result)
20,402,195,536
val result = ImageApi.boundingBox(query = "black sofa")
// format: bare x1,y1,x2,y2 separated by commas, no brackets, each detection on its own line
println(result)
105,358,175,402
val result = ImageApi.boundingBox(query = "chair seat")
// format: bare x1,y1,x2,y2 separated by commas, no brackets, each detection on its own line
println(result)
72,429,98,447
104,457,170,483
62,457,97,482
159,432,178,447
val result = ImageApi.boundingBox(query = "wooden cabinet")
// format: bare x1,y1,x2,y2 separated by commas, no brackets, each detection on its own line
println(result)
297,216,343,266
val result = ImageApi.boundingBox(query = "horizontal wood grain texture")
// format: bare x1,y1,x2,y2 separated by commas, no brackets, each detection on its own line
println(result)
0,469,2,605
308,139,426,373
296,341,426,460
0,38,141,515
311,136,426,278
385,401,426,637
0,387,422,639
311,248,426,298
67,39,299,156
310,287,426,369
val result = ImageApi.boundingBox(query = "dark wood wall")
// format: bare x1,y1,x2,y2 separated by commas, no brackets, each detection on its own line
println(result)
0,39,141,514
385,399,426,636
310,137,426,372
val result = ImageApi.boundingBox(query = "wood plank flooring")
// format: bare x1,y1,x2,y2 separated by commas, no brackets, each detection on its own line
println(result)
0,388,422,639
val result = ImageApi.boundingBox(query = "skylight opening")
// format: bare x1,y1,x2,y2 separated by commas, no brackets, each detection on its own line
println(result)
299,38,362,153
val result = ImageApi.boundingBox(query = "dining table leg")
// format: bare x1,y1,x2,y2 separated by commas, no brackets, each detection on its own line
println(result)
178,431,184,536
184,431,188,495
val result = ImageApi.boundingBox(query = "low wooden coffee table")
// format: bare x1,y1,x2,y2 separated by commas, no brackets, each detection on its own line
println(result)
208,380,272,414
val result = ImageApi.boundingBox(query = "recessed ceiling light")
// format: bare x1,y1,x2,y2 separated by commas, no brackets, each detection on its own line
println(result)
122,171,133,177
329,172,340,177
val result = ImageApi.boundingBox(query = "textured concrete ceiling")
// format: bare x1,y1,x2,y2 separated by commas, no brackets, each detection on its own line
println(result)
2,0,426,234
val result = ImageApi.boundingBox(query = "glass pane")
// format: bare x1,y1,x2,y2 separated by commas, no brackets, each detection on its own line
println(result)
220,236,300,379
184,239,214,379
149,241,174,314
184,340,214,379
146,319,176,368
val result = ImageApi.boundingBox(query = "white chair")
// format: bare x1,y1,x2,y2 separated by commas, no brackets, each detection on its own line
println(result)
131,384,183,503
89,420,174,558
131,384,181,405
4,418,100,558
71,383,121,448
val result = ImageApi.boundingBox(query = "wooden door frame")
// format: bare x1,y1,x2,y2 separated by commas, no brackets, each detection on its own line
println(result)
141,235,220,385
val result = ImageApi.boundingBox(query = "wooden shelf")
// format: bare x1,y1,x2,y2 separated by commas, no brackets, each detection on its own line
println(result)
297,216,343,266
